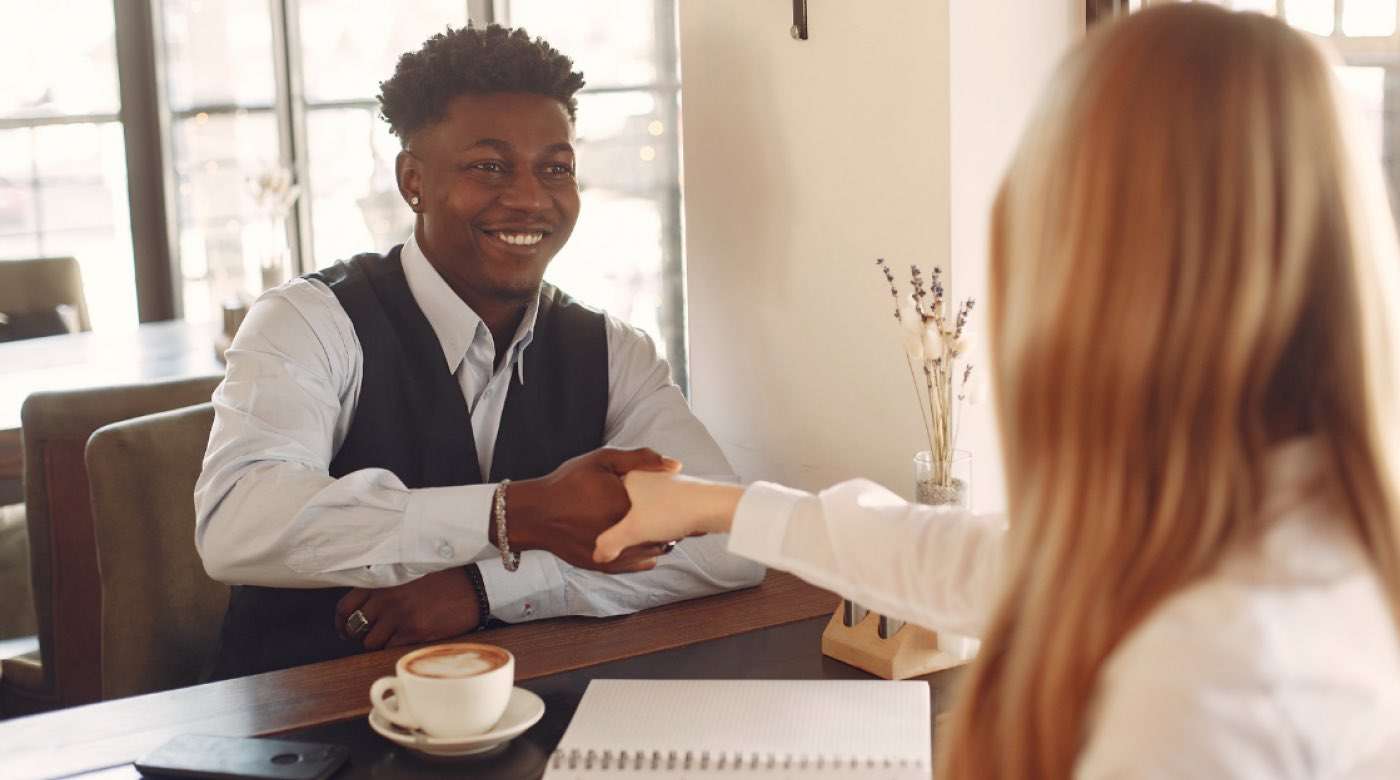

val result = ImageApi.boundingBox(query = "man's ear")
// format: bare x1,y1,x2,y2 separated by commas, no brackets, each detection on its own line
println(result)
396,149,421,209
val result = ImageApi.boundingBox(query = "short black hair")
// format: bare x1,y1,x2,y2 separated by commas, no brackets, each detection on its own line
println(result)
378,24,586,143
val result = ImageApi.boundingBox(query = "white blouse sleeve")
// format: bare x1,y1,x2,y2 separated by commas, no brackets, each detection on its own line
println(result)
727,479,1006,638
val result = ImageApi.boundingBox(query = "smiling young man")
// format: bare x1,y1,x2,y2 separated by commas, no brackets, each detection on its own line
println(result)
195,25,763,677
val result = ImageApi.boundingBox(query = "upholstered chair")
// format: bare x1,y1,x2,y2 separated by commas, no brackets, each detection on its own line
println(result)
0,257,91,336
87,403,229,699
0,376,221,716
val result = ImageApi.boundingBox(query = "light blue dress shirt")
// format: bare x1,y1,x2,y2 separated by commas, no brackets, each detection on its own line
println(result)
195,234,764,623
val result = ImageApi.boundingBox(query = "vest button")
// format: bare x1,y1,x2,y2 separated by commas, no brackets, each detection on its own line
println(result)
437,541,454,560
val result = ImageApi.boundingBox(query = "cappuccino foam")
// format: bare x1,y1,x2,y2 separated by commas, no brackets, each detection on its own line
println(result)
407,647,506,678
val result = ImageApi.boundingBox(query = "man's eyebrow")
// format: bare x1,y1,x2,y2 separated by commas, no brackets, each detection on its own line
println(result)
458,139,574,156
462,138,513,153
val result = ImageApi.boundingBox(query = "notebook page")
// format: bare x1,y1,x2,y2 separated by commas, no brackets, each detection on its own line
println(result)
546,679,931,777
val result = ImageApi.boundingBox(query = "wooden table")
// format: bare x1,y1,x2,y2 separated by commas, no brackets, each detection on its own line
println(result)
82,617,960,780
0,572,881,780
0,320,224,482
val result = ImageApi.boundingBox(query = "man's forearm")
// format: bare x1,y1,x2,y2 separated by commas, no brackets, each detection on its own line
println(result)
478,534,765,623
196,459,498,588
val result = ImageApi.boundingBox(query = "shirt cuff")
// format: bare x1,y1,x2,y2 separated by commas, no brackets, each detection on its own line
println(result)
401,484,495,565
728,481,808,567
475,550,566,623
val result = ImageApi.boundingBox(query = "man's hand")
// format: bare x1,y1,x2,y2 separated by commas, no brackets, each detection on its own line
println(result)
502,447,682,573
334,567,481,651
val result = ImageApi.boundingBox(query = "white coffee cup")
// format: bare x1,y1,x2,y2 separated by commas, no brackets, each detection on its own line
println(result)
370,642,515,738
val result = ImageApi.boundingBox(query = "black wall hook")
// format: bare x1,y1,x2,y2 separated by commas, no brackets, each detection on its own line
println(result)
791,0,809,40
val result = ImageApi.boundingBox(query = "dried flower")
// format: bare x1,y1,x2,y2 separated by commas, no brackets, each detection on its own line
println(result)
903,329,925,361
954,299,975,341
875,259,977,487
909,265,930,321
248,165,301,216
898,294,923,338
961,370,987,406
921,320,942,359
944,333,968,357
875,258,901,320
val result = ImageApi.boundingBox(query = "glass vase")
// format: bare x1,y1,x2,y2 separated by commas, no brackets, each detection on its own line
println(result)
914,449,971,508
256,215,293,292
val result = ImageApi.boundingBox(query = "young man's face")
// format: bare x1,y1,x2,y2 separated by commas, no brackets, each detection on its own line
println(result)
399,92,580,305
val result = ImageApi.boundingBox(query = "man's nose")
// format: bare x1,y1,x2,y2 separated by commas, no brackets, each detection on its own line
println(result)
497,170,547,212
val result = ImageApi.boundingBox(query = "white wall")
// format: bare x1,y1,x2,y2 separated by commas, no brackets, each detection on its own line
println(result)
680,0,1081,507
949,2,1083,511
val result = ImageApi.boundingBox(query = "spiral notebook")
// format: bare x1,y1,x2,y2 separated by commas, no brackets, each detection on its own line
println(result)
544,679,932,778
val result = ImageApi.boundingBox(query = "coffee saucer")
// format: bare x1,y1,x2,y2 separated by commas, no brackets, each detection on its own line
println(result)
368,686,545,759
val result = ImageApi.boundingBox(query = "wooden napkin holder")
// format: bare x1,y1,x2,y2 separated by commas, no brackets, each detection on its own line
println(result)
820,602,968,680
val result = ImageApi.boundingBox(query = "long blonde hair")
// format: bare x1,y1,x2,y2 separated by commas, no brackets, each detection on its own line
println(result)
942,6,1400,777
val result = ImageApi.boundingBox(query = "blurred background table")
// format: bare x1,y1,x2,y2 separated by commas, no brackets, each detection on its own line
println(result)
0,320,223,486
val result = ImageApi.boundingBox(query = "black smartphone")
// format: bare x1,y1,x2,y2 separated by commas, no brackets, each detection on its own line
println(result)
134,734,349,780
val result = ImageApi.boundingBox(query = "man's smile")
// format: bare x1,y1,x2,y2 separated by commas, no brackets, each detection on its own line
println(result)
477,225,553,250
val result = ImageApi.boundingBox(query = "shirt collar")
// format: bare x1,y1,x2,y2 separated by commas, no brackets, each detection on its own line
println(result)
399,233,539,384
1237,435,1361,583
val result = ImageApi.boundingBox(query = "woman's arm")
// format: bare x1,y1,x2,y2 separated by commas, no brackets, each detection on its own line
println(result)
596,472,1006,637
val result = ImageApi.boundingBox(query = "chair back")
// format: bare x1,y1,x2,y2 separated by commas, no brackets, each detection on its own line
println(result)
3,376,220,714
88,403,228,699
0,257,91,333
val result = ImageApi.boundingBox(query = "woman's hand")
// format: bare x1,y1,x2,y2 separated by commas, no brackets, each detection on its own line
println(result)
593,468,745,564
502,447,680,573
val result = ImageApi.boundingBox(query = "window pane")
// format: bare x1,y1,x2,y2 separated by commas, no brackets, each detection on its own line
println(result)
1335,66,1387,155
304,107,412,264
1222,0,1278,15
1343,0,1397,36
1284,0,1335,35
544,89,677,358
0,129,38,251
502,0,667,87
161,0,277,111
26,123,137,331
171,111,281,324
0,0,120,118
298,0,467,104
0,0,135,333
546,194,666,348
574,91,676,195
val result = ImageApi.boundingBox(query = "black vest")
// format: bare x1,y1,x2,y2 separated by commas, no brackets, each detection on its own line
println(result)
210,245,608,678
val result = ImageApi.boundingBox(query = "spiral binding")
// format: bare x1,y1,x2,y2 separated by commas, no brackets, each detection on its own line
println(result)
549,748,924,772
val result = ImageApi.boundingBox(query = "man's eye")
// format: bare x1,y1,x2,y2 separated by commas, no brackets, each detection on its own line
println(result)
544,163,575,177
469,161,507,173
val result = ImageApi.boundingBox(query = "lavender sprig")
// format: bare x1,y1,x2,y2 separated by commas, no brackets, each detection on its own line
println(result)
954,298,975,341
875,258,900,320
873,259,978,488
909,265,931,322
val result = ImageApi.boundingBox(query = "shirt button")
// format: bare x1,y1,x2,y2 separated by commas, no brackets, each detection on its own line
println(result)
437,541,454,560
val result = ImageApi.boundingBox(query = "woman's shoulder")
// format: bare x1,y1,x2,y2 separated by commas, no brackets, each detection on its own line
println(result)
1079,515,1400,777
1108,547,1400,699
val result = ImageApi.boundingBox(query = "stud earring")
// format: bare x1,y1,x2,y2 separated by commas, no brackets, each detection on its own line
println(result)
409,195,421,208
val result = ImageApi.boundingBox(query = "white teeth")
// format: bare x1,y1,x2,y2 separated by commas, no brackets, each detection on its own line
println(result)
493,232,544,246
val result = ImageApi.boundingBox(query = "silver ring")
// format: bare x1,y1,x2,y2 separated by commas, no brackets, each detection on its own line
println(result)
661,540,678,554
345,609,370,638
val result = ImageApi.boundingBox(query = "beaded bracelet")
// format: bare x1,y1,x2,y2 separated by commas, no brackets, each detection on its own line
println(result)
494,479,520,572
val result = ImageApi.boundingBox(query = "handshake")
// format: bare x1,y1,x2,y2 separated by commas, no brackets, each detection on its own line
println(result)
336,447,742,649
499,447,732,574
